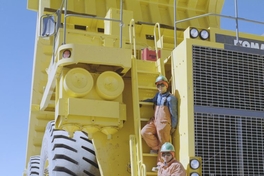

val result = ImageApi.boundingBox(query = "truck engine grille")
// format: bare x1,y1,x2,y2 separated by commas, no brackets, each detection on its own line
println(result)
192,46,264,176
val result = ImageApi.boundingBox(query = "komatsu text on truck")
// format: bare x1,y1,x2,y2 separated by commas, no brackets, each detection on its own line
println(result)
24,0,264,175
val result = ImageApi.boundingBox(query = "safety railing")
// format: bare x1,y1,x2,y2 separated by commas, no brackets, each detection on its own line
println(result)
129,19,137,58
59,0,124,48
139,161,146,176
129,135,137,175
173,0,264,48
154,23,163,58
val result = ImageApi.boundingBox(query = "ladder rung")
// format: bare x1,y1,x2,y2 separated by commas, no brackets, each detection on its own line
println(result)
142,153,158,157
139,102,153,105
146,172,157,175
140,118,150,122
137,70,160,75
138,86,156,90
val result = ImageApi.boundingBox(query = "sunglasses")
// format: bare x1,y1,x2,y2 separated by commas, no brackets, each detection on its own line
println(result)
156,83,166,88
162,152,172,157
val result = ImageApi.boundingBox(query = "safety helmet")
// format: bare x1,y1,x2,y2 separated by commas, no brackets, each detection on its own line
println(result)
160,142,175,152
155,75,168,84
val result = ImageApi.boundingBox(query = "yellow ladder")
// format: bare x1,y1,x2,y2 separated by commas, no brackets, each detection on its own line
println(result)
132,58,162,176
129,21,165,176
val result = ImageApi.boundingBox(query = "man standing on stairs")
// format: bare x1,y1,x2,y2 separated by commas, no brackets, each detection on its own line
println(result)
140,75,178,169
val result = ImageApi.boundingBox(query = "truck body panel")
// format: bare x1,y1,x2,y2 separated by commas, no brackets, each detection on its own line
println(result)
25,0,264,175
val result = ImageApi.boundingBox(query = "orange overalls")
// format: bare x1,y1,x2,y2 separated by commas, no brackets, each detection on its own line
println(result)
158,159,186,176
141,95,172,160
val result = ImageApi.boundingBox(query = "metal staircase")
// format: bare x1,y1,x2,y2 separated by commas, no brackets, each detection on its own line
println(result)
129,21,166,176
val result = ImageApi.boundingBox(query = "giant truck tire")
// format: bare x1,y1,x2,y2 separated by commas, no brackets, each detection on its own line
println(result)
27,156,40,175
38,121,100,176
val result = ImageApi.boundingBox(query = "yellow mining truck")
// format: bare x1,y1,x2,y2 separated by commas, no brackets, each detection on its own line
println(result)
24,0,264,175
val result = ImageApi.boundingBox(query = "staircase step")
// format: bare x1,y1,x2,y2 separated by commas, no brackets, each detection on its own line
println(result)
140,118,150,122
138,86,157,90
137,70,160,75
142,153,158,157
146,172,158,175
139,102,153,105
136,59,158,73
130,57,165,176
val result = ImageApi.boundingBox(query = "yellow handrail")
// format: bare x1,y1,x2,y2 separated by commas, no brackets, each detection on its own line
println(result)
154,22,163,59
129,135,138,175
139,161,146,176
129,19,137,58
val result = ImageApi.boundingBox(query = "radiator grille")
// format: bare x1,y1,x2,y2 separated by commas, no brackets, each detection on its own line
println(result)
193,46,264,111
192,46,264,175
195,113,264,176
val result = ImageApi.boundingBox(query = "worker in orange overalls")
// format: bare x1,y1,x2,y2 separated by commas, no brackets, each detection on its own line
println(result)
140,75,178,170
158,142,186,176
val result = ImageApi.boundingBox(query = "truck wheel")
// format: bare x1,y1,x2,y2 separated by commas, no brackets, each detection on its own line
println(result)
39,121,100,176
27,156,40,175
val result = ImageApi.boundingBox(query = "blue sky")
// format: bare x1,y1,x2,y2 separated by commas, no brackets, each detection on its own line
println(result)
0,1,264,175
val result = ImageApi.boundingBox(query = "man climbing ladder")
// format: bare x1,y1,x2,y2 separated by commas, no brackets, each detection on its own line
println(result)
140,75,178,171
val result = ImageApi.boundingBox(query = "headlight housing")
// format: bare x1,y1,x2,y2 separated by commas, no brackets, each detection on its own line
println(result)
199,29,209,40
189,157,202,176
190,159,200,169
190,28,199,38
190,173,200,176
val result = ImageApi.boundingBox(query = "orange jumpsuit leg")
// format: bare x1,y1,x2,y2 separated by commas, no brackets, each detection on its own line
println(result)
156,121,171,145
155,121,171,163
141,121,160,150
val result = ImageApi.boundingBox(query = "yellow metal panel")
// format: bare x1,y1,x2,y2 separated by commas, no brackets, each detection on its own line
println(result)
104,8,133,38
136,59,158,72
177,9,190,29
125,0,143,22
25,105,54,164
160,5,173,26
27,0,38,11
33,131,43,145
186,0,200,27
172,36,225,169
171,40,195,168
87,78,134,176
69,98,119,118
84,0,96,15
73,0,85,13
26,0,228,174
55,98,126,128
57,44,131,73
94,0,107,17
208,0,224,27
149,3,161,23
106,0,118,9
49,1,62,10
53,44,131,74
67,0,74,12
28,0,224,29
92,129,131,176
139,2,151,22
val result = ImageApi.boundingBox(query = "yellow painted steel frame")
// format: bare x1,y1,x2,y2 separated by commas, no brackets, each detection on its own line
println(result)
53,42,132,176
172,31,224,174
171,26,264,175
25,0,226,175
